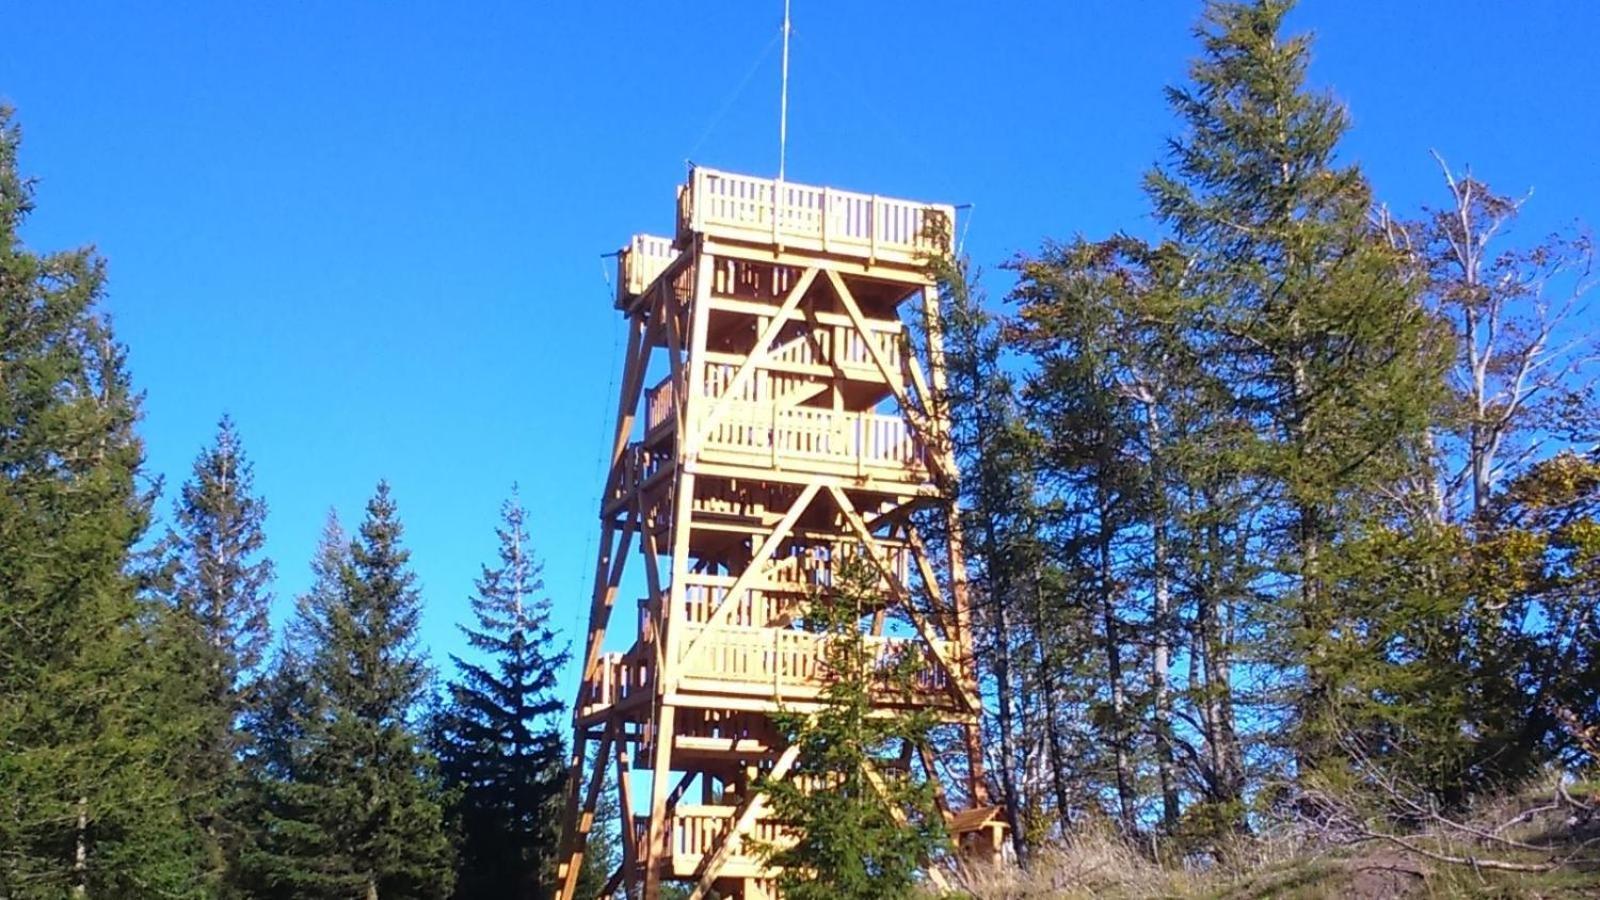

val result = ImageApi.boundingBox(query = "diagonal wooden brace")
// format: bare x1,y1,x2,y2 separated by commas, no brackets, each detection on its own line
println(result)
675,482,822,666
828,485,981,715
555,724,617,900
687,744,801,899
692,267,820,453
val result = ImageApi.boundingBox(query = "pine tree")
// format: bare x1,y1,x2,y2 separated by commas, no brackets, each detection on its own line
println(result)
165,414,275,888
435,491,569,899
1010,236,1210,837
240,489,455,899
933,256,1044,856
0,104,208,897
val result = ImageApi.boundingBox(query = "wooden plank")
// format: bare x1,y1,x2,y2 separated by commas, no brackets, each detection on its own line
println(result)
687,744,800,900
691,267,820,454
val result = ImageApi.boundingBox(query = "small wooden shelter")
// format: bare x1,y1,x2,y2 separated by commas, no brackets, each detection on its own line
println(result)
553,167,1003,900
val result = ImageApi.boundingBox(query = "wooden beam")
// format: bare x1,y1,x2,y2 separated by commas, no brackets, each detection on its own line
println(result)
703,238,933,285
600,314,650,516
642,705,678,900
691,266,820,453
677,482,821,664
616,738,639,898
828,485,980,715
664,274,689,439
826,269,955,487
919,283,991,806
555,725,616,900
577,509,639,687
827,269,913,410
687,744,801,900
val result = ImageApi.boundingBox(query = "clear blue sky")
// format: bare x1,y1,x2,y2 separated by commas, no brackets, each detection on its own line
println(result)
5,1,1598,694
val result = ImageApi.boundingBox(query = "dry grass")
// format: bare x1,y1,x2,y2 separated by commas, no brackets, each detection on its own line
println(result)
949,826,1228,899
938,784,1600,899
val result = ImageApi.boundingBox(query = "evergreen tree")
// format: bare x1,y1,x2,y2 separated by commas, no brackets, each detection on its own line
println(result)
761,561,949,900
934,256,1045,856
237,516,348,899
435,491,569,899
0,105,207,897
165,414,275,889
1143,0,1447,773
240,489,455,899
1011,236,1219,837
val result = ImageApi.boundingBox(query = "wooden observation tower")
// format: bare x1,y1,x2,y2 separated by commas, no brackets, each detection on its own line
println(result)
555,167,1002,900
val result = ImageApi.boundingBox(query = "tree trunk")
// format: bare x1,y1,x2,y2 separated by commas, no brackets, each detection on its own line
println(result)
1097,488,1138,837
1034,568,1075,835
988,579,1027,863
73,796,88,899
1144,403,1179,832
1199,514,1247,832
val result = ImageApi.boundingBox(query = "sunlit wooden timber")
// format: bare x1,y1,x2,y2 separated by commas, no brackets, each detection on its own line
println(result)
555,167,1002,900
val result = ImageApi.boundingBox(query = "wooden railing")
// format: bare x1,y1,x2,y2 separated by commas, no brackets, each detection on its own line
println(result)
676,624,957,696
702,364,818,406
834,323,902,373
646,382,924,481
669,805,795,876
702,402,923,475
680,167,954,263
679,578,806,628
617,234,678,305
608,443,666,511
580,651,651,718
643,549,913,630
645,376,677,435
745,323,902,374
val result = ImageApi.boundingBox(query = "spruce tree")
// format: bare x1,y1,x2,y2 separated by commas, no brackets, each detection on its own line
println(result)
165,414,275,888
237,516,349,899
435,491,569,899
240,489,455,899
760,561,948,900
0,105,207,897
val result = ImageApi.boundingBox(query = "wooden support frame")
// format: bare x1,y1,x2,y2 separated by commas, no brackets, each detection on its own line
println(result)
557,170,999,900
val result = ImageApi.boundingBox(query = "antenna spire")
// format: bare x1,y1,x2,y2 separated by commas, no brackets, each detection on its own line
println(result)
778,0,791,182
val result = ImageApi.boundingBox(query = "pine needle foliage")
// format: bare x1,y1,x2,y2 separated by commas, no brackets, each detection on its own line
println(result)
435,490,569,899
0,104,209,897
164,415,275,889
239,488,455,899
759,559,949,900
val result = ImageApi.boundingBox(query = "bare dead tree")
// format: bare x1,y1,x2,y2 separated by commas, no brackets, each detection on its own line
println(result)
1417,154,1598,525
